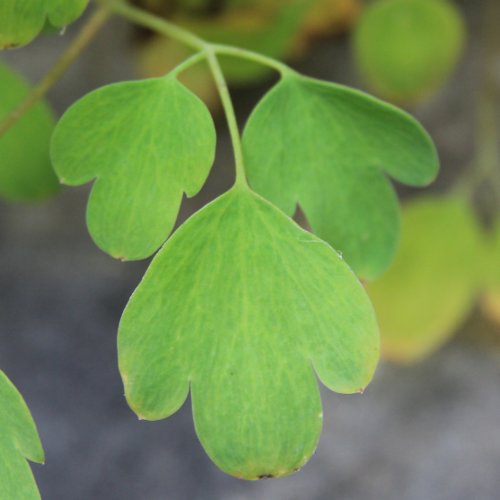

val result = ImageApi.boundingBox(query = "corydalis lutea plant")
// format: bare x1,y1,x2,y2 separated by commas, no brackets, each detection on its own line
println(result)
1,0,438,482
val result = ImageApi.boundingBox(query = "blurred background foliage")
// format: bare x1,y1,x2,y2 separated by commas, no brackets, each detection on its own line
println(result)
0,61,59,202
353,0,465,103
367,196,484,363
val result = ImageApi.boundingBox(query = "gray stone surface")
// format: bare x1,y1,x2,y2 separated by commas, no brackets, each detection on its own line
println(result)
1,1,499,499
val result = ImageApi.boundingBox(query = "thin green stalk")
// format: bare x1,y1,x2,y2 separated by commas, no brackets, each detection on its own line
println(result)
452,0,500,208
169,51,206,77
98,0,206,51
212,44,292,76
99,0,283,187
98,0,291,76
205,49,248,187
0,6,110,138
476,0,500,200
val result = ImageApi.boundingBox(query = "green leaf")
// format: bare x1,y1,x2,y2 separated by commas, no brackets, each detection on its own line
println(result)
0,371,44,500
243,72,439,280
0,61,59,202
367,196,482,363
46,0,88,28
118,187,379,479
0,1,45,49
353,0,465,102
51,76,216,260
0,0,88,49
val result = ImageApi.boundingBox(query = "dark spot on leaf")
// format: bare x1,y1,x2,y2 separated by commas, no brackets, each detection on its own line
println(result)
258,474,274,479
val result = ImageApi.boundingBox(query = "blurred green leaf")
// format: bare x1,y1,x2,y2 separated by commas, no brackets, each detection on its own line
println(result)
353,0,465,103
46,0,89,28
0,0,88,48
367,196,483,363
0,0,45,49
243,72,439,280
0,371,44,500
119,186,379,479
51,75,216,261
0,61,59,202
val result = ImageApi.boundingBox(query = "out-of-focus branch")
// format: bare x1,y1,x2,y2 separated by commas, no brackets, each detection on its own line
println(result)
0,6,110,138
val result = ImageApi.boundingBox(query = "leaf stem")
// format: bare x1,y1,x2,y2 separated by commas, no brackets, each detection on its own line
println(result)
476,0,500,202
97,0,291,76
97,0,206,51
0,6,110,138
98,0,276,187
211,44,292,76
205,49,248,187
169,51,206,77
454,0,500,208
